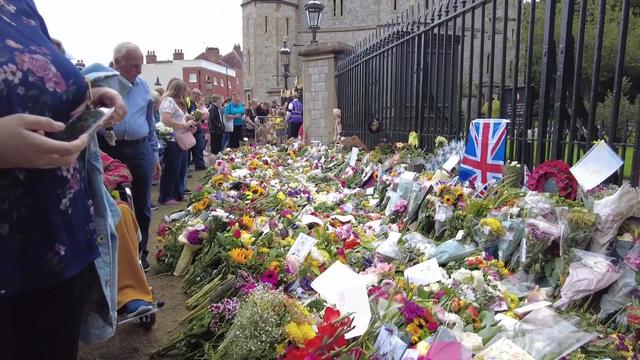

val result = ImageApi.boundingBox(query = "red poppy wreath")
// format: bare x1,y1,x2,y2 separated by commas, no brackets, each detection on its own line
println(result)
526,160,578,200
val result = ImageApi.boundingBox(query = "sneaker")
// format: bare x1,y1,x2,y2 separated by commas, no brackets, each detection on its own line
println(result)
183,189,193,194
160,199,178,206
122,300,154,318
141,258,151,272
151,203,160,210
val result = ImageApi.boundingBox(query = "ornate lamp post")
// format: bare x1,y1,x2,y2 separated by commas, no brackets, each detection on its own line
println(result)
279,37,292,90
304,0,324,43
154,76,162,87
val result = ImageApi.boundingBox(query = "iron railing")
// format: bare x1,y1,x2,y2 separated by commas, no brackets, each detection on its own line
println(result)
336,0,639,185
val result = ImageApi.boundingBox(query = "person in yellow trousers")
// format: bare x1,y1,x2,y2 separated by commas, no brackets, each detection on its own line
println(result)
101,152,154,317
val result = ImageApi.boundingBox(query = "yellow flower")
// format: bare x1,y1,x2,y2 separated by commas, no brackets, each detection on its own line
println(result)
240,214,254,230
479,218,505,236
268,261,281,272
229,247,253,264
285,322,316,345
244,191,254,201
259,247,269,254
250,184,266,196
443,195,455,206
192,197,210,212
276,343,287,356
406,318,426,337
277,192,286,202
212,174,226,187
240,232,254,247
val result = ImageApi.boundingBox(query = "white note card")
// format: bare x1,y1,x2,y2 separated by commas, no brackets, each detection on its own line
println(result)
570,141,623,190
442,154,461,172
286,233,317,265
336,284,372,339
404,258,445,286
514,300,551,316
311,261,366,305
349,147,360,166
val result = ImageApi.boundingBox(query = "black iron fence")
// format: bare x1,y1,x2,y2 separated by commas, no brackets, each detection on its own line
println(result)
336,0,640,185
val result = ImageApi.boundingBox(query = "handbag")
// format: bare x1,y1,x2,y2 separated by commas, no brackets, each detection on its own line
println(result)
174,128,196,150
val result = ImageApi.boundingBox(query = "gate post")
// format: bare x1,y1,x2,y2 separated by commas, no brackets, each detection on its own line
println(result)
298,42,351,143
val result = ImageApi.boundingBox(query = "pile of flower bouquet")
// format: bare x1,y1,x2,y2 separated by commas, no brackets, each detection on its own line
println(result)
152,139,640,360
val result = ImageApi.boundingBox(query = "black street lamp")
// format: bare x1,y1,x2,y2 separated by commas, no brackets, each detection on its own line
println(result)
304,0,324,43
154,76,162,87
279,37,291,90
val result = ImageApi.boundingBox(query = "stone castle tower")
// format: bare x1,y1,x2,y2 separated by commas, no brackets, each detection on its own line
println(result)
242,0,424,102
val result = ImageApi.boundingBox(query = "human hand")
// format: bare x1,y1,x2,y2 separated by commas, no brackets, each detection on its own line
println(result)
0,113,89,169
71,87,127,128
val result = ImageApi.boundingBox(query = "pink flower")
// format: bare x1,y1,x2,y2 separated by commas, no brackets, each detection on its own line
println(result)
260,269,279,287
156,223,169,237
393,199,408,214
14,52,66,92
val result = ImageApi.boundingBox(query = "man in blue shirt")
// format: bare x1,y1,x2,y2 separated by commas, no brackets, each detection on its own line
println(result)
99,42,160,271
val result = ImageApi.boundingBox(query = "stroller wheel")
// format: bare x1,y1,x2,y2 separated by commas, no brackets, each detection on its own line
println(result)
139,313,156,330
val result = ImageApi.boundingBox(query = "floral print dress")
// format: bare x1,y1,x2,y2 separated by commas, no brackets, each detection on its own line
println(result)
0,0,98,298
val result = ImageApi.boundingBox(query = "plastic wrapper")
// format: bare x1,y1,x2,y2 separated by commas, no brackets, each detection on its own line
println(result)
498,219,525,264
522,192,557,222
432,239,476,265
591,184,639,253
598,263,637,320
403,232,437,258
560,207,596,254
623,240,640,271
404,183,429,224
485,307,596,360
424,327,471,360
522,218,562,280
471,217,506,251
434,203,453,236
373,325,409,360
554,249,621,309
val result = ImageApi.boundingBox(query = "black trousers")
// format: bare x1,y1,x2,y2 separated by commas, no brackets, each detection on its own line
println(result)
288,122,303,139
0,264,94,360
99,137,153,260
230,125,243,148
210,132,223,154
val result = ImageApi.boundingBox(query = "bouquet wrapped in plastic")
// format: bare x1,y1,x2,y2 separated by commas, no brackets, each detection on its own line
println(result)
554,249,621,310
173,224,207,276
522,218,561,281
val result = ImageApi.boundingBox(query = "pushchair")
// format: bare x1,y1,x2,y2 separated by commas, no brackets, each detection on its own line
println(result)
114,183,165,330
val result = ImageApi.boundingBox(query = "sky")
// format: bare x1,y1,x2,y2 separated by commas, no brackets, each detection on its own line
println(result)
34,0,243,65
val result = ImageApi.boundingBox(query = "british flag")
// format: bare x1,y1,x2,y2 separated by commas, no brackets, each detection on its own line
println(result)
459,119,509,186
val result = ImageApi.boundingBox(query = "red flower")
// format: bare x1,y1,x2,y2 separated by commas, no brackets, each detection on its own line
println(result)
343,239,360,250
466,306,480,319
233,229,242,238
323,307,341,323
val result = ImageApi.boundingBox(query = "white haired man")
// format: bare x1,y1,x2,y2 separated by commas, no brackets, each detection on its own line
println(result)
99,42,160,271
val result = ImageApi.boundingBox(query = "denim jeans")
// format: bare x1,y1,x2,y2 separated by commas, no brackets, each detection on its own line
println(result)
222,132,231,150
190,128,206,170
99,138,153,260
159,141,188,203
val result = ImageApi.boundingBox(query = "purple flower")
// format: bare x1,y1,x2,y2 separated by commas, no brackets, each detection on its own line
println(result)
393,199,408,214
400,299,427,323
433,290,446,301
260,269,279,287
186,229,202,245
299,276,314,291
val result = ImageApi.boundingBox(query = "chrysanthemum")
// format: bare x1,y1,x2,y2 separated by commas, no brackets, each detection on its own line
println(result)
229,247,253,264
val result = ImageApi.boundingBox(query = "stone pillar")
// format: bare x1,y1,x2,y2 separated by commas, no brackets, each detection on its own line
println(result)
298,42,351,143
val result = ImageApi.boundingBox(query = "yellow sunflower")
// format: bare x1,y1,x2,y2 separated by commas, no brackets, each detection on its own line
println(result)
229,247,253,264
240,214,255,230
192,197,210,212
443,195,455,206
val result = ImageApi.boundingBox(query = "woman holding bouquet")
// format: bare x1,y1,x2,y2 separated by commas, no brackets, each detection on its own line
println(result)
158,80,198,205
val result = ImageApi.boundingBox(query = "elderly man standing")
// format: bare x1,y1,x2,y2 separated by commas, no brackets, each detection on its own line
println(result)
187,88,206,171
99,42,160,271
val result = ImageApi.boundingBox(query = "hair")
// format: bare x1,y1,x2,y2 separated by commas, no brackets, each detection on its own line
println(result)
211,94,222,103
249,100,258,106
191,88,202,96
151,91,162,104
113,42,142,61
163,79,188,112
292,92,299,99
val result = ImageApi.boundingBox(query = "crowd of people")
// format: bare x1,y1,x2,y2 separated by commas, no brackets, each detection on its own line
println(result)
0,2,306,358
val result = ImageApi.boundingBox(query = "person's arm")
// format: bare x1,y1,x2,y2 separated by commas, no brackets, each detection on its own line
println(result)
224,104,237,121
146,99,159,162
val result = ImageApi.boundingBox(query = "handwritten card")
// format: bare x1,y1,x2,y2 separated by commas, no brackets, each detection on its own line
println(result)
570,141,623,190
404,258,445,286
514,301,551,316
336,284,372,339
349,147,360,166
286,233,317,265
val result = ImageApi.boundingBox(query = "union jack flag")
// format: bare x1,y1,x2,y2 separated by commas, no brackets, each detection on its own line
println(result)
459,119,509,187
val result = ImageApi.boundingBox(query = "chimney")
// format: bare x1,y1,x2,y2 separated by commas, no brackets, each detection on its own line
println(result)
205,47,220,63
145,50,157,64
172,49,184,61
233,44,242,53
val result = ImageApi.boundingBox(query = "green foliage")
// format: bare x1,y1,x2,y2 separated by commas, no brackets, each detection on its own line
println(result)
594,77,640,142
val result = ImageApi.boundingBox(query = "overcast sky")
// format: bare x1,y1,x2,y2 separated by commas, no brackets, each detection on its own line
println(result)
34,0,243,65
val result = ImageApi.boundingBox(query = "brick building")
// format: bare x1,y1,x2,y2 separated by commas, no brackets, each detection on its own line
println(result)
141,46,244,100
